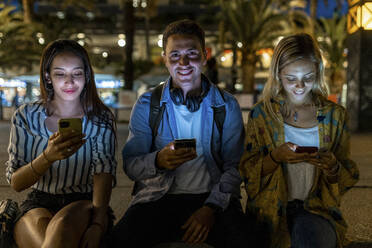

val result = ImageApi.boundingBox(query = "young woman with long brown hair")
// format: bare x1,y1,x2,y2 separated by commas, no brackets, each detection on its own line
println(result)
6,39,116,248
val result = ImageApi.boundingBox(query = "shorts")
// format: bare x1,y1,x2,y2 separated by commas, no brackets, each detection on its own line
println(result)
18,189,115,231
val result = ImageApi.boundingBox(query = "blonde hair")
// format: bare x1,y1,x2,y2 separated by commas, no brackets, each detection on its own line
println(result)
262,33,328,122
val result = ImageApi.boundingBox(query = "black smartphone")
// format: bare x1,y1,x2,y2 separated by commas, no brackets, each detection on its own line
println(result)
295,146,318,153
58,118,82,135
174,139,196,150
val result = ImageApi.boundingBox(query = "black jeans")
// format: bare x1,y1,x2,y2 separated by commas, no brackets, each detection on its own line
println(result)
109,193,249,248
287,200,337,248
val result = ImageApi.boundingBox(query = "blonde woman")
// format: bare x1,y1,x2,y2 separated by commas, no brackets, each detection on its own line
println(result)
239,33,359,248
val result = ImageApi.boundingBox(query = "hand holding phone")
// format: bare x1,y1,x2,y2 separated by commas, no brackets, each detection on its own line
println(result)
58,118,82,135
156,140,197,170
44,118,85,162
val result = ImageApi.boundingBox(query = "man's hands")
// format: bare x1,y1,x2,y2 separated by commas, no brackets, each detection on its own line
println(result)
181,206,215,244
156,141,197,170
43,130,86,163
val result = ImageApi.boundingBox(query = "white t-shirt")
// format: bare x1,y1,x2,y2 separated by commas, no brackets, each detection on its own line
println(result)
168,102,212,194
284,123,319,201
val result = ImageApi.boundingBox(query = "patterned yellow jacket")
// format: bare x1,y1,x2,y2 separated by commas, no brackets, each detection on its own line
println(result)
239,97,359,248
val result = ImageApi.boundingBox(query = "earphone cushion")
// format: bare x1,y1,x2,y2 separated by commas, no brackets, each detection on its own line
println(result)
170,80,210,112
170,87,184,105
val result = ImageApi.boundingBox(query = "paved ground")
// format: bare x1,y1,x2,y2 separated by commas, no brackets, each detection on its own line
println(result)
1,121,371,247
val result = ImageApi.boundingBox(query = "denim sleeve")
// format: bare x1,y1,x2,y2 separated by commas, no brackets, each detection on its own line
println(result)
205,96,245,210
122,93,163,181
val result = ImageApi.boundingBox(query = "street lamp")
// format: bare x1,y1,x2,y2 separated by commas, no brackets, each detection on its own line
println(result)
348,0,372,33
346,0,372,131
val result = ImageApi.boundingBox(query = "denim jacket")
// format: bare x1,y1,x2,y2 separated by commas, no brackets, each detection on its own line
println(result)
122,77,244,210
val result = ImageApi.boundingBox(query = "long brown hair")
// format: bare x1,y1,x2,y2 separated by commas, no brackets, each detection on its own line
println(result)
39,39,116,133
262,33,328,122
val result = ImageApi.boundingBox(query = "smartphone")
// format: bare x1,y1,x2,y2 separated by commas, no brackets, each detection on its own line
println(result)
58,118,82,134
174,139,196,150
295,146,318,153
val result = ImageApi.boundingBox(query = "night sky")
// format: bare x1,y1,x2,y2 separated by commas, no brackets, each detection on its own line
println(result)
305,0,349,17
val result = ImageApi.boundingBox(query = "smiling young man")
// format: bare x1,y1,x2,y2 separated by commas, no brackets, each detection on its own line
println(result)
111,20,248,247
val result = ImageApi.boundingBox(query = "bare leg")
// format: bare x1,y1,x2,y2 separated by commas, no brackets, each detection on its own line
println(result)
14,208,53,248
42,200,92,248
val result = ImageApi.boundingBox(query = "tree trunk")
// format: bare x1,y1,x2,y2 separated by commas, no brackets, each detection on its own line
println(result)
123,0,135,90
144,12,151,61
22,0,34,23
310,0,318,34
329,68,345,95
229,44,237,93
241,51,256,93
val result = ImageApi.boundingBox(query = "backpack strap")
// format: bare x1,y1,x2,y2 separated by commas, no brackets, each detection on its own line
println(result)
149,83,166,144
132,83,165,196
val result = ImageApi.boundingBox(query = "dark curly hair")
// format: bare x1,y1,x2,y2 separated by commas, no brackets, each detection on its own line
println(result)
162,19,205,53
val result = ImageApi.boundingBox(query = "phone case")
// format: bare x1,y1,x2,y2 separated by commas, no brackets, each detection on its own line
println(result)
295,146,318,153
174,139,196,149
58,118,82,134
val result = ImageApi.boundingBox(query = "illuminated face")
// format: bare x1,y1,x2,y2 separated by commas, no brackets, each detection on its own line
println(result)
47,52,86,103
163,34,206,93
280,59,316,105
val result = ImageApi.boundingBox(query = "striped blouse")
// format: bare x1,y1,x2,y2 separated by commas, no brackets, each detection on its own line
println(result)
6,101,117,194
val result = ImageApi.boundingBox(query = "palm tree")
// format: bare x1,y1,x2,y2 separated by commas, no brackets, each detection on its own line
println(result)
142,0,158,61
317,13,347,94
122,0,135,90
309,0,345,33
22,0,34,23
0,4,40,72
218,0,289,93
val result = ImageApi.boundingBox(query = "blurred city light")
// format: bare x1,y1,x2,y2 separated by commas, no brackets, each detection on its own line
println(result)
78,40,85,46
77,33,85,39
56,11,65,19
93,47,101,54
348,2,372,33
261,52,271,68
237,42,243,48
158,35,163,48
102,52,108,58
86,12,94,19
38,37,45,45
118,39,126,47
